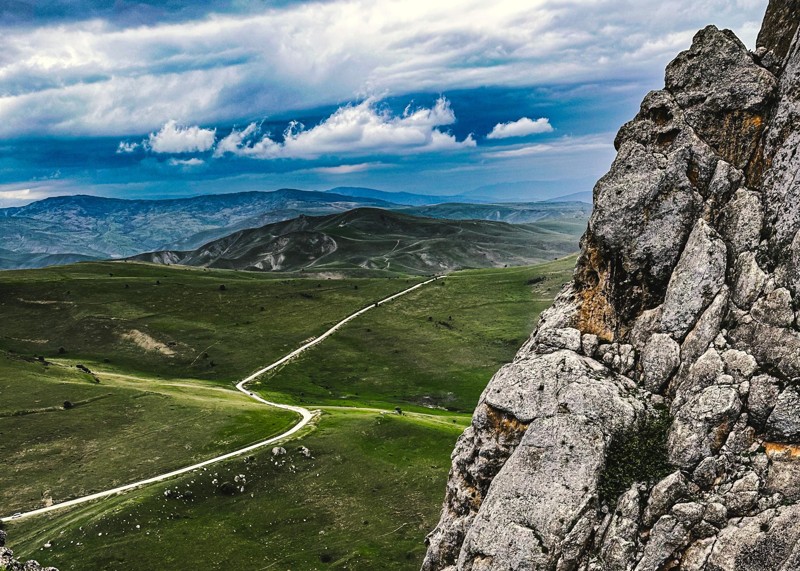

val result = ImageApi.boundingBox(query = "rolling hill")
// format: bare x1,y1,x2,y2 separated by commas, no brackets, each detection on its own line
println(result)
0,190,394,261
130,208,581,274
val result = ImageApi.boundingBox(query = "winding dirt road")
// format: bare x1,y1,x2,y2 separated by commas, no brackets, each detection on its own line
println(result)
1,276,443,523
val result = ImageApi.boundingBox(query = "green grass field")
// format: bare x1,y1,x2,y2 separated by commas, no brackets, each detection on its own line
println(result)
6,411,469,570
2,257,575,570
0,261,422,382
0,354,297,515
252,260,575,413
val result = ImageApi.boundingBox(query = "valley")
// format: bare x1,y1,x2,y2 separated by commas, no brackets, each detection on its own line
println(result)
0,258,574,569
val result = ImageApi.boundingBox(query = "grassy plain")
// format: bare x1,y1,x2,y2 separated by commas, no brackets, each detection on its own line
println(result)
2,257,575,569
0,261,421,382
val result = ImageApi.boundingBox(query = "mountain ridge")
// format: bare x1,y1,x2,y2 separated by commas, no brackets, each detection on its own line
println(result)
129,207,581,275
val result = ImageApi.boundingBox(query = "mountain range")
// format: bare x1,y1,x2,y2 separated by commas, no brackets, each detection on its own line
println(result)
0,188,590,270
129,207,578,274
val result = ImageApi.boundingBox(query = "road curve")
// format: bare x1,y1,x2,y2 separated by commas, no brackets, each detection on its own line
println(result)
1,276,443,523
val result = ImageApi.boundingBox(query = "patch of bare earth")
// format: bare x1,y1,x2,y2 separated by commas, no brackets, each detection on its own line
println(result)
120,329,176,356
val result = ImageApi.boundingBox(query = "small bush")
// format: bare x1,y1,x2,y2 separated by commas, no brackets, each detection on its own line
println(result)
597,406,672,508
217,481,237,495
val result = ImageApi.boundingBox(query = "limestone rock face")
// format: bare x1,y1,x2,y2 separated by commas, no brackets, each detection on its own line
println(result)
423,3,800,570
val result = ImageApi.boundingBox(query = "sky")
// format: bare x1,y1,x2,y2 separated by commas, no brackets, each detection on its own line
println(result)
0,0,768,206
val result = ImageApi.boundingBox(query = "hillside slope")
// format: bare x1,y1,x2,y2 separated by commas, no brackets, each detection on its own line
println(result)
425,4,800,570
0,189,393,260
130,208,580,274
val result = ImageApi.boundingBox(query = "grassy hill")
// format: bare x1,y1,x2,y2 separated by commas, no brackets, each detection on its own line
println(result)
2,258,575,569
130,208,581,274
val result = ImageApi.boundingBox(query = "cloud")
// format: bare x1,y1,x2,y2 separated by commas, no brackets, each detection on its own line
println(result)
487,117,553,139
0,0,764,137
117,141,139,153
168,157,205,166
147,120,216,153
484,134,613,159
215,97,475,160
310,163,380,174
0,188,32,200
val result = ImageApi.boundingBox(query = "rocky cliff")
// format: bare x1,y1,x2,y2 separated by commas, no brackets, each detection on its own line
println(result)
423,3,800,570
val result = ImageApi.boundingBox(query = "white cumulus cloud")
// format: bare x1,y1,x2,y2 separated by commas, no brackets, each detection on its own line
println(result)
487,117,554,139
147,120,216,153
214,97,475,160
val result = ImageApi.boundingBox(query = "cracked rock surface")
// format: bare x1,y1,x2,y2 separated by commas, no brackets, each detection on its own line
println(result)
423,3,800,570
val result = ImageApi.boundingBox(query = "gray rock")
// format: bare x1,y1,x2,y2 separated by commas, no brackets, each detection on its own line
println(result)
721,349,758,384
707,506,800,570
731,252,767,309
661,220,727,340
633,515,691,571
534,327,582,353
643,471,688,527
766,386,800,442
581,333,599,357
671,501,705,526
424,6,800,570
703,502,728,528
751,288,795,327
723,471,761,516
641,333,680,392
600,485,642,571
0,544,59,571
748,374,781,427
630,306,664,352
680,537,716,571
679,287,729,366
668,385,742,469
718,189,763,255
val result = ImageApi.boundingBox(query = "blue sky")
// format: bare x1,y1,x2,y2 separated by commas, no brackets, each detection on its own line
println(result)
0,0,767,205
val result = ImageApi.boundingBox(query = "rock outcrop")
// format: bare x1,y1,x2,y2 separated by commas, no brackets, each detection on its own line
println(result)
424,3,800,570
0,531,58,571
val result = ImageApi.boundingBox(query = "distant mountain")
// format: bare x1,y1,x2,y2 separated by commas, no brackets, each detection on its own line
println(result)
0,188,592,270
0,190,395,261
130,208,582,274
460,180,574,202
399,201,591,225
0,248,97,270
543,191,593,203
326,187,462,206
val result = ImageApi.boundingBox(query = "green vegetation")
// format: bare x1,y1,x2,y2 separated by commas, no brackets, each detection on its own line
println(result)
2,257,576,569
253,258,576,412
0,353,296,514
0,261,419,382
597,406,673,508
8,412,469,570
